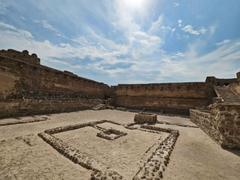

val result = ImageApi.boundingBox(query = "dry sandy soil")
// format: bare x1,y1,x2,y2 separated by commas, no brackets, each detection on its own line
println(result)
0,109,239,180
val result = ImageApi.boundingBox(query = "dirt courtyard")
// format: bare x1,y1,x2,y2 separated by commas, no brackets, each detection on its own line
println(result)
0,109,239,180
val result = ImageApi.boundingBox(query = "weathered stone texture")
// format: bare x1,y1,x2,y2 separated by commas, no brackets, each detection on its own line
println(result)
190,104,240,149
190,109,220,143
112,83,213,114
212,104,240,149
0,55,109,99
0,49,40,65
134,113,157,124
191,73,240,149
0,49,110,118
205,76,237,86
0,98,102,118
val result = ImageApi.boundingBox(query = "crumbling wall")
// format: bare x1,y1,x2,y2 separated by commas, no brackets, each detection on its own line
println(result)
0,49,110,118
112,83,214,114
0,49,238,119
0,98,102,118
190,72,240,149
230,81,240,96
0,49,40,65
0,55,109,99
190,104,240,149
190,109,220,142
205,76,237,86
211,104,240,149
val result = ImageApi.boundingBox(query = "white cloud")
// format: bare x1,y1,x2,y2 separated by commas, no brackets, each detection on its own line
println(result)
0,22,96,60
34,19,63,37
149,15,164,34
155,40,240,81
109,1,164,64
0,21,133,81
216,39,231,46
0,22,33,39
178,21,216,37
132,31,161,47
182,25,207,36
0,21,239,84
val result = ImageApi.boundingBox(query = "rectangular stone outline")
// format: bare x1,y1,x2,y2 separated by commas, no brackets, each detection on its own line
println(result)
38,120,179,179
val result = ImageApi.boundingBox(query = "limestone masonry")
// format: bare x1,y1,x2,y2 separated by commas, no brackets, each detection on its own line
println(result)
0,49,239,149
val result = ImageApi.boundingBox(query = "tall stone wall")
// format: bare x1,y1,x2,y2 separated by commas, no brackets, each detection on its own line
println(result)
112,83,214,114
0,49,110,118
0,49,238,118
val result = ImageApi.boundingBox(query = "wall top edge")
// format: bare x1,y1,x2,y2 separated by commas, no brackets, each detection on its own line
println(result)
0,55,109,87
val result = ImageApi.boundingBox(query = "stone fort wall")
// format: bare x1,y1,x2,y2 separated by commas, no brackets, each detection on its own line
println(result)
1,49,239,149
112,82,214,114
0,49,110,118
0,49,238,117
112,74,238,115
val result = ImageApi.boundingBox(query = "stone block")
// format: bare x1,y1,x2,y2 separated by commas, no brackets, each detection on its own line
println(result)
134,113,157,124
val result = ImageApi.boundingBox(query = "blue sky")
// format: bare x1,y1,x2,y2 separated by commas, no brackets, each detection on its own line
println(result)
0,0,239,85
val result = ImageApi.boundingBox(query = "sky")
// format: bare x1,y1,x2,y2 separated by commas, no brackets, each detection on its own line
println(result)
0,0,239,85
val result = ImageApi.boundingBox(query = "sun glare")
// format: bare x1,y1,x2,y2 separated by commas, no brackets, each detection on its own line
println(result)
122,0,146,11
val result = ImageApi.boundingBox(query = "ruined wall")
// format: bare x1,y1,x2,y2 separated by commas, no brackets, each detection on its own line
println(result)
190,109,219,142
112,83,214,114
0,49,238,118
205,76,237,86
229,81,240,97
190,104,240,149
0,49,110,118
237,72,240,80
0,49,40,65
0,98,102,118
190,72,240,149
211,103,240,149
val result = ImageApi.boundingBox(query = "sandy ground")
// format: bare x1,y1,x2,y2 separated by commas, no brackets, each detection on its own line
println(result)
0,109,239,180
0,134,90,180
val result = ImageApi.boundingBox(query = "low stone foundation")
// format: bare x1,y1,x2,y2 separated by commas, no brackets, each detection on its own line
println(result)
96,128,127,140
38,120,179,179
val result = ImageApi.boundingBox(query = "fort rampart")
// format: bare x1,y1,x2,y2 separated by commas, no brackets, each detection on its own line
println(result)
0,49,238,117
0,49,239,149
112,82,215,114
0,49,110,118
